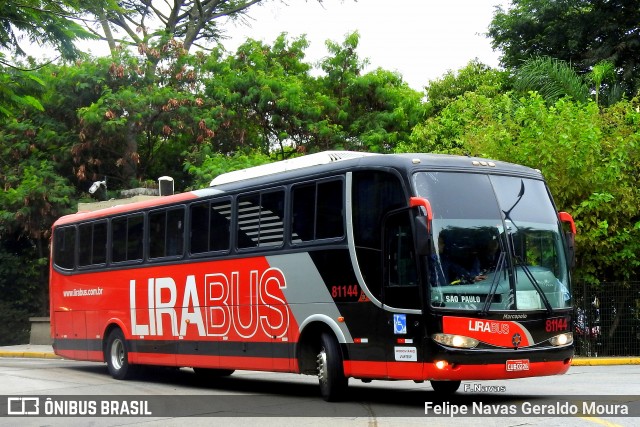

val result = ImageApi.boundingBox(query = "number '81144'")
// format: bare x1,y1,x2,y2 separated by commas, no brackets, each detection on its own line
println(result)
331,284,359,299
545,317,569,332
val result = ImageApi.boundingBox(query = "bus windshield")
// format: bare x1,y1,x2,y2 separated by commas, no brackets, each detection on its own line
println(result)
413,171,571,312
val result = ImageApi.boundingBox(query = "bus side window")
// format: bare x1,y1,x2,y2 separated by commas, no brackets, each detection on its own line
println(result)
259,190,285,247
53,226,76,270
190,202,209,254
237,193,260,249
78,223,92,266
78,221,107,266
149,207,184,258
112,214,143,262
126,214,144,261
111,217,127,262
92,222,107,264
149,210,165,258
210,200,231,251
291,179,344,243
237,190,284,249
292,183,315,242
316,180,344,239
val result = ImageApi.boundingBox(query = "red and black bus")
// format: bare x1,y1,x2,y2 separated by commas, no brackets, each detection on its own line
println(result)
50,151,576,401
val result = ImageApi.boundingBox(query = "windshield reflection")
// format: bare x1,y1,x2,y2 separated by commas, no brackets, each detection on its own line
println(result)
413,172,571,312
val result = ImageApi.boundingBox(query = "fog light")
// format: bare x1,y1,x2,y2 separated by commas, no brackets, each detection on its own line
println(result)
432,333,479,349
435,360,448,370
549,332,573,346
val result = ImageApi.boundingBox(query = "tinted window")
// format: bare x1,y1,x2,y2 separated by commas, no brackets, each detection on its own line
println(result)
190,199,231,254
292,179,344,243
352,171,406,300
53,226,76,270
292,183,315,242
237,190,285,249
78,221,107,266
112,214,144,262
149,207,184,259
352,171,406,248
317,180,344,239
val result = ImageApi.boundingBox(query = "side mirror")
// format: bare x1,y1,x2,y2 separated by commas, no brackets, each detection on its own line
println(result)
558,211,576,269
410,197,433,256
409,197,432,233
413,216,430,256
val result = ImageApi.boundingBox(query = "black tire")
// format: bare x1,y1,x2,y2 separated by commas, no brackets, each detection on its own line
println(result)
430,380,461,394
105,328,137,380
317,332,348,401
193,367,235,380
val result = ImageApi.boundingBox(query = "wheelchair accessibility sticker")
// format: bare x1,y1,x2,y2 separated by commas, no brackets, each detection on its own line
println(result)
393,314,407,334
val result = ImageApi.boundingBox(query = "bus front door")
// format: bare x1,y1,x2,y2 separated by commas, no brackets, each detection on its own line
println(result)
382,210,424,380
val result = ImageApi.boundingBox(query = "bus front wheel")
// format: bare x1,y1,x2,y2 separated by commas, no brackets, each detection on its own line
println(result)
317,332,348,401
105,328,137,380
430,380,461,394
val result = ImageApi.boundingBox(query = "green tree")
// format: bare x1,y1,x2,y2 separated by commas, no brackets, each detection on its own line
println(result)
0,111,77,342
317,32,424,152
0,0,93,62
589,60,618,106
424,59,511,116
197,34,317,158
514,56,622,106
0,0,96,118
185,150,271,189
513,56,589,104
489,0,640,96
86,0,265,55
74,48,227,188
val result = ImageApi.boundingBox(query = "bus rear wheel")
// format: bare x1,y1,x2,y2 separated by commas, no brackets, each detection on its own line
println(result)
105,328,137,380
317,332,348,401
430,380,461,394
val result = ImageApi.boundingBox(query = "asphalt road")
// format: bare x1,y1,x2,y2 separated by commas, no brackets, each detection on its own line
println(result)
1,357,639,426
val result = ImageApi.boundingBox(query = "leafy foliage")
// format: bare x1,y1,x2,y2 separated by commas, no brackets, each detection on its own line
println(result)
489,0,640,96
185,150,272,189
514,57,589,103
0,0,94,62
425,60,511,115
87,0,267,54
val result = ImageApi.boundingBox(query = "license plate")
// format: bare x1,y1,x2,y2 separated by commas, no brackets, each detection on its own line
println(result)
506,359,530,372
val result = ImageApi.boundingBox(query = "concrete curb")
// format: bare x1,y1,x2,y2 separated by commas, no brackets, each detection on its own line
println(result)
571,357,640,366
0,351,61,359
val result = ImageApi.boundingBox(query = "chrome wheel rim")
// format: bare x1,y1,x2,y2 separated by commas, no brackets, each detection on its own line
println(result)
110,338,124,370
317,347,328,384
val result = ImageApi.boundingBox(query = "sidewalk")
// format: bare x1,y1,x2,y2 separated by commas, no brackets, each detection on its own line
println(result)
1,344,639,365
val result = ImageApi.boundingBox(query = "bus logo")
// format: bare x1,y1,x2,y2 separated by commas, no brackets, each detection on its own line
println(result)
129,267,290,339
512,333,522,347
393,314,407,334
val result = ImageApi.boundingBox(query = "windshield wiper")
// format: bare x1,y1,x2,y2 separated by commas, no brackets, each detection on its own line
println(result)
513,256,553,313
480,251,507,315
502,180,525,223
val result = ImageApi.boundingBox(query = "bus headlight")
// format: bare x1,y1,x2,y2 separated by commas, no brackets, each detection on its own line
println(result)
549,332,573,346
432,333,479,349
